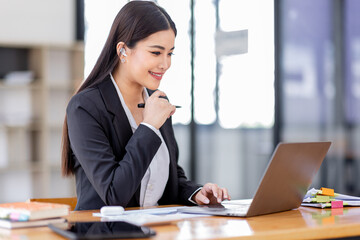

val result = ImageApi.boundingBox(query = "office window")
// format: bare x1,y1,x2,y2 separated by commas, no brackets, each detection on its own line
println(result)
193,0,217,125
281,0,334,129
345,0,360,124
218,0,274,128
191,0,274,128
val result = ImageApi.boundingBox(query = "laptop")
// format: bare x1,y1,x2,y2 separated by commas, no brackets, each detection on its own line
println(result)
179,142,331,217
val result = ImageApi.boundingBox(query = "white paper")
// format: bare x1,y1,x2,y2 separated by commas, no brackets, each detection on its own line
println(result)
92,206,209,226
101,213,206,226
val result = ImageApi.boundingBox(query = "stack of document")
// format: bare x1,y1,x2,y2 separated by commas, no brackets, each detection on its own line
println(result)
93,206,209,226
302,188,360,208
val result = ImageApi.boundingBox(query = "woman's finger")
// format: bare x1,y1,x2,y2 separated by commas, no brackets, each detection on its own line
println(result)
210,184,219,199
196,191,210,204
217,187,223,203
222,188,231,200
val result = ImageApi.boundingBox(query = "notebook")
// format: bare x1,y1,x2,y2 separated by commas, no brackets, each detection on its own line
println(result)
179,142,331,217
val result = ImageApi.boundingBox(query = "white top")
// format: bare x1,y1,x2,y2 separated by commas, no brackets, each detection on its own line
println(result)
110,74,170,207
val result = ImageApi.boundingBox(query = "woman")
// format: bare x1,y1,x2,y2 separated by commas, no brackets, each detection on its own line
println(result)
61,1,230,210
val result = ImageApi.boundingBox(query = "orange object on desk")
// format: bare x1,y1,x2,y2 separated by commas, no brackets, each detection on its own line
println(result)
320,187,334,196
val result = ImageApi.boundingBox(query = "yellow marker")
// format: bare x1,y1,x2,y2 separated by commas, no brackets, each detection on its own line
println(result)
320,187,335,196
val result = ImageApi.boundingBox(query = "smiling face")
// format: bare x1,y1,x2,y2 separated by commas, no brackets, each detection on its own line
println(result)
120,29,175,90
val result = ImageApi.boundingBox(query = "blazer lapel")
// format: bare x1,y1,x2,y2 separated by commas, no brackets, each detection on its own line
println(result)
98,75,133,153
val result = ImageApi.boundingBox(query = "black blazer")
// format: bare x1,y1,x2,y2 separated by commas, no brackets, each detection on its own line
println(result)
66,75,200,210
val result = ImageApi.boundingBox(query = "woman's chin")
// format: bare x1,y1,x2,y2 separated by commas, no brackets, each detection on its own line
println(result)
145,83,160,90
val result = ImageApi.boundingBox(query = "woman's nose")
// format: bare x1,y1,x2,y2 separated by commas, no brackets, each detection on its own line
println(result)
159,56,171,70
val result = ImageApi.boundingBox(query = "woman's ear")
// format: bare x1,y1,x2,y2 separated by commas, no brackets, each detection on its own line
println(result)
116,42,125,57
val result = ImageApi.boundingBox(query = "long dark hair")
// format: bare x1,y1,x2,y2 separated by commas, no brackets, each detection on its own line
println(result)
61,1,177,176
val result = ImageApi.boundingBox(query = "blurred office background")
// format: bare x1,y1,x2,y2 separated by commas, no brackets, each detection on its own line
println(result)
0,0,359,203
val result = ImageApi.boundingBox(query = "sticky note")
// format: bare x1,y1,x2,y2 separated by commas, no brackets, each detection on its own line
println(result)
331,201,343,209
315,195,331,203
320,187,335,196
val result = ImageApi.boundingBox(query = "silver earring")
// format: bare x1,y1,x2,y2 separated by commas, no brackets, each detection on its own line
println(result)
121,58,125,63
120,48,127,57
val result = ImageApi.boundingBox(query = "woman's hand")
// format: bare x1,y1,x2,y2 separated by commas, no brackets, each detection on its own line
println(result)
143,90,176,129
193,183,231,205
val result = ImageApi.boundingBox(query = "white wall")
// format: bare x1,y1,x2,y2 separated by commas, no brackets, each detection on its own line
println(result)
0,0,75,45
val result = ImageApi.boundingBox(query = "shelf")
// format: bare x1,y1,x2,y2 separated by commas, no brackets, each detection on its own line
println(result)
47,84,74,91
0,81,41,90
0,162,44,173
0,162,67,172
0,123,41,131
0,39,84,202
0,41,84,51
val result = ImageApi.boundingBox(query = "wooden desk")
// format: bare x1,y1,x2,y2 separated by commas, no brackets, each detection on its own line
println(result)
2,206,360,239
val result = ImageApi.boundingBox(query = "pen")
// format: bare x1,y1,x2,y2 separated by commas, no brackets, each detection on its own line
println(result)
137,103,181,108
138,96,181,108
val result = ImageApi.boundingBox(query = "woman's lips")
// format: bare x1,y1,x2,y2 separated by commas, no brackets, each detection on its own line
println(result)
149,71,163,80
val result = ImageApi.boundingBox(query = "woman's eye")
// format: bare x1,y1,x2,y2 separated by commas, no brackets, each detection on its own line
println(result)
151,52,161,56
168,52,174,56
